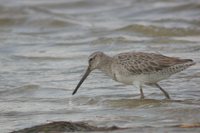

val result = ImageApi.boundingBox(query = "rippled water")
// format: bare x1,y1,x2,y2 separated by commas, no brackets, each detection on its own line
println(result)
0,0,200,133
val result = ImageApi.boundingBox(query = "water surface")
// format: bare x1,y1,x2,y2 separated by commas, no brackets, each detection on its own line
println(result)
0,0,200,133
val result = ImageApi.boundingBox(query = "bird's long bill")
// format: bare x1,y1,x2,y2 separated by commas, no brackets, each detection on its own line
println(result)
72,67,91,95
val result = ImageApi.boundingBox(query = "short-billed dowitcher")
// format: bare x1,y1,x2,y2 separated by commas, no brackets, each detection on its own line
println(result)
72,51,195,99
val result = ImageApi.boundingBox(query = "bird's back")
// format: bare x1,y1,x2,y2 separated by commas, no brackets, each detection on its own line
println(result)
111,52,195,84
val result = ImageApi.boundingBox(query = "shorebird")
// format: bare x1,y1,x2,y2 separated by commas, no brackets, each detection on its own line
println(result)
72,51,195,99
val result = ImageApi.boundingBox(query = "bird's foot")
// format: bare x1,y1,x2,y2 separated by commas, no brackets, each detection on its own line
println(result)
140,95,145,100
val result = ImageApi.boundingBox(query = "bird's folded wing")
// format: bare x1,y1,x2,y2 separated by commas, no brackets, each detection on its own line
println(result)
114,52,187,74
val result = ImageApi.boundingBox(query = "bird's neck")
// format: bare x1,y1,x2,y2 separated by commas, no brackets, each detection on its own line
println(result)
99,55,113,77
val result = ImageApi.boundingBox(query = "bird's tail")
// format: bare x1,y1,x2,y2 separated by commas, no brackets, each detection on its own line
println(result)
181,59,196,67
166,59,195,75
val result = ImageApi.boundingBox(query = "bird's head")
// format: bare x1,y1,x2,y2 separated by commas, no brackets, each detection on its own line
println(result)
72,51,105,95
88,51,105,70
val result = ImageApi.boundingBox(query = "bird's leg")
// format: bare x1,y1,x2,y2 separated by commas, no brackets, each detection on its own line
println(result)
134,82,144,99
154,83,170,99
140,86,145,99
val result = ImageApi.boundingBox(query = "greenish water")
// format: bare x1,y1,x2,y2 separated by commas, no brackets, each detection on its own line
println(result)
0,0,200,133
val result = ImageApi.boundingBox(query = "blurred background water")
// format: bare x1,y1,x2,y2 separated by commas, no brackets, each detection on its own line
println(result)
0,0,200,133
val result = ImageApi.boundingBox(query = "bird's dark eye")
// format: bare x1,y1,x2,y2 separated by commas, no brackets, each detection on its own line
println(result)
89,58,93,62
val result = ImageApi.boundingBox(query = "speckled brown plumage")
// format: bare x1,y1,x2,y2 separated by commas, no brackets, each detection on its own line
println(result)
73,51,195,99
114,52,193,74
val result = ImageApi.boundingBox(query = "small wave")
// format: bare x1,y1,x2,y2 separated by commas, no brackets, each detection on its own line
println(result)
12,55,68,61
91,36,150,45
71,96,101,106
163,3,200,13
91,36,127,45
103,98,183,108
0,18,26,27
0,84,40,96
26,18,77,28
117,24,200,37
153,19,200,27
0,6,27,27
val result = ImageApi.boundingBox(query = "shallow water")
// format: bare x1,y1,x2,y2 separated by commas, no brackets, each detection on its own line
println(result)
0,0,200,133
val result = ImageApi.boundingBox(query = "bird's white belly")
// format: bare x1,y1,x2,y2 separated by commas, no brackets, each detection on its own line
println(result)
115,72,170,85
